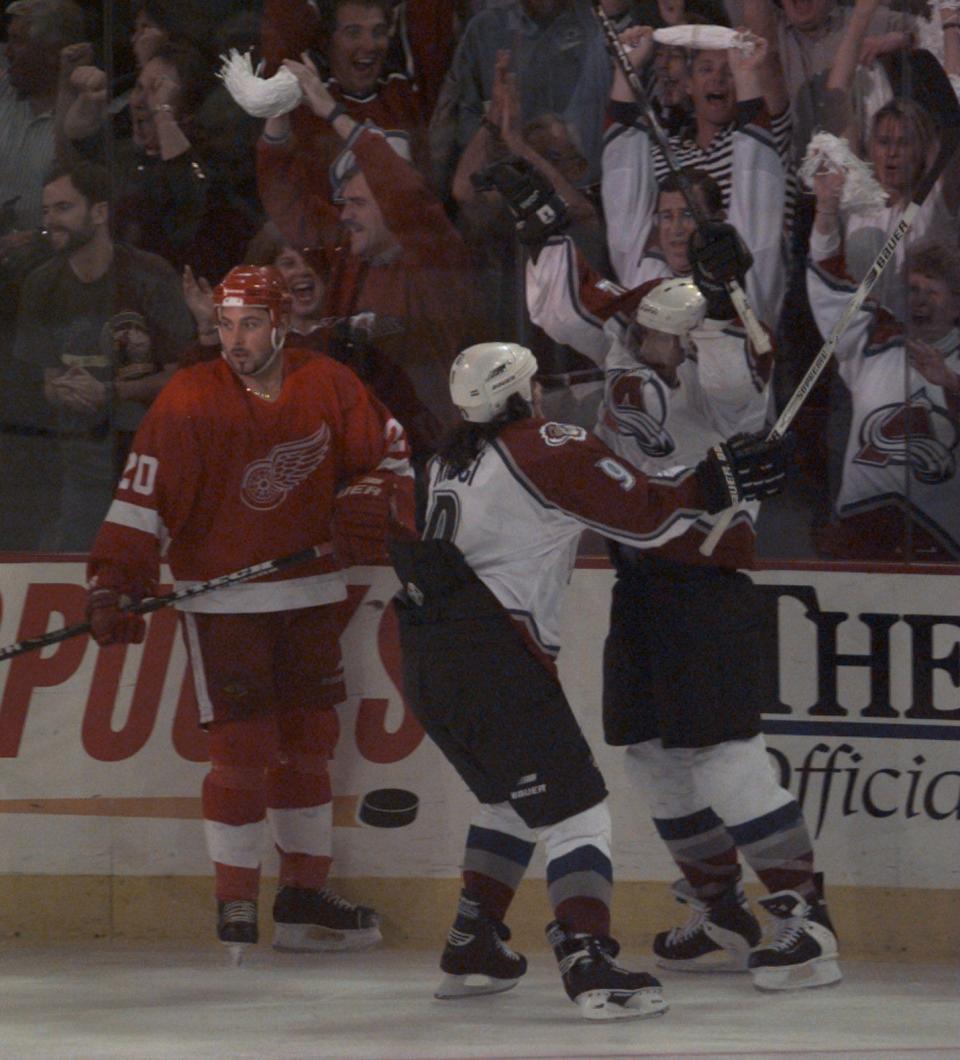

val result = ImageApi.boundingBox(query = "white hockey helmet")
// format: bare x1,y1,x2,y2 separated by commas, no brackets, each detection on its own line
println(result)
635,278,707,336
449,342,539,423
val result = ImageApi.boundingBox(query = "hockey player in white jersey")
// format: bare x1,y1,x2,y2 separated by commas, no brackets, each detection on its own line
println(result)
390,341,791,1019
589,271,841,991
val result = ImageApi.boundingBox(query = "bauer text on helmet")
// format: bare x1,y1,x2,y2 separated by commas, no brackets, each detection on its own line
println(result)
636,279,706,336
450,342,539,423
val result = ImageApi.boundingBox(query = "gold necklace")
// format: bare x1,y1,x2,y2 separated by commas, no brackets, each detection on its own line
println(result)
244,384,279,402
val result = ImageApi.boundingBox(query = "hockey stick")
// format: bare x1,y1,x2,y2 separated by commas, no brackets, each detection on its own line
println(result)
593,3,772,355
0,544,330,662
699,79,960,556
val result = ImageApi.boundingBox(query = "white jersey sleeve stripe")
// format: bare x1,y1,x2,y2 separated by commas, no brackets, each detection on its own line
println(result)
103,499,165,540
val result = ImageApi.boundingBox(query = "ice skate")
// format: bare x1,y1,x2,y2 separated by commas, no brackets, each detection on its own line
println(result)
217,899,258,965
435,891,527,999
547,920,668,1021
748,880,841,991
654,875,761,972
272,886,381,952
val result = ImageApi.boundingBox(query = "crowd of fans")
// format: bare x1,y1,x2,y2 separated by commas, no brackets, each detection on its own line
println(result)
1,0,958,563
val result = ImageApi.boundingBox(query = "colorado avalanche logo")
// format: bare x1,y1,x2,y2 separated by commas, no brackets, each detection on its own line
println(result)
540,422,587,446
240,425,331,510
854,389,957,484
603,370,675,458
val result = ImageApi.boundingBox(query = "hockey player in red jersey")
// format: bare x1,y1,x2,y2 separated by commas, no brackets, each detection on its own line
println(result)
390,341,790,1019
86,265,414,961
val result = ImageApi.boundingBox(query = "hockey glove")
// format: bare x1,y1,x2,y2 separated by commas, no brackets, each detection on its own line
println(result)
471,156,569,256
696,431,789,514
86,588,147,646
689,221,753,319
332,472,415,567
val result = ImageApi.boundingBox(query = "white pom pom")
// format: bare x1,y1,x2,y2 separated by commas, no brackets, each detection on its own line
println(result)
798,132,887,213
218,49,303,119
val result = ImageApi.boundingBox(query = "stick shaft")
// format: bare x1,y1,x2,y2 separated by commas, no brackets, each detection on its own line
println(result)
0,544,326,662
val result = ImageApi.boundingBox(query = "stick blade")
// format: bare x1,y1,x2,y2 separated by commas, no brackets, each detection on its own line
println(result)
881,48,960,130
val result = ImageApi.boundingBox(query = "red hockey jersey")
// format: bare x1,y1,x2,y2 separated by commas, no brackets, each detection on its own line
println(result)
88,349,412,612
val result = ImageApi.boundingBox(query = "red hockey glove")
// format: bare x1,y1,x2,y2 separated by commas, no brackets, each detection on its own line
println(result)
332,472,415,567
86,588,146,646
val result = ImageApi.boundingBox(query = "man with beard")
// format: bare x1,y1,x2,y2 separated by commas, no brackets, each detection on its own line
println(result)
13,159,193,549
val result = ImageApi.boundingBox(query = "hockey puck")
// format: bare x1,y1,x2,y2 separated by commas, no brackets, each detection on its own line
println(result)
358,788,419,828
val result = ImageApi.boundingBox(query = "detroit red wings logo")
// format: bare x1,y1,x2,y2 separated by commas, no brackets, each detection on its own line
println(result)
602,369,674,458
854,389,957,484
240,425,331,510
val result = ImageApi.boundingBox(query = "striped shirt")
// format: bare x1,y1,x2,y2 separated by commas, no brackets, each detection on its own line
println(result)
0,57,55,229
651,109,797,232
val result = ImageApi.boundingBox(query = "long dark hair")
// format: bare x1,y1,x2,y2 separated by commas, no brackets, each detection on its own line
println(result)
435,393,533,474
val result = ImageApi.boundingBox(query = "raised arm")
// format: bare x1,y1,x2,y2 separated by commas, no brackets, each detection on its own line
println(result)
525,234,619,363
821,0,882,144
727,34,788,324
602,26,660,285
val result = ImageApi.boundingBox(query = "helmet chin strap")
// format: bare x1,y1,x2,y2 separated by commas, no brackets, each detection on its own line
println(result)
220,324,288,377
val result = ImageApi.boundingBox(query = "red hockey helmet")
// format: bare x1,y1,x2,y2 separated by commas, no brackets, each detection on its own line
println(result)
213,265,293,330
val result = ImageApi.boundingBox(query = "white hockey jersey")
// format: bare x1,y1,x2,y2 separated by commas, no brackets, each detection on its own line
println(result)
807,257,960,555
423,418,707,656
525,240,773,564
599,99,788,327
596,316,771,565
808,185,954,324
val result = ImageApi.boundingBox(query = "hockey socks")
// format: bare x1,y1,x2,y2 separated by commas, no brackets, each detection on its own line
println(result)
728,801,816,901
462,820,535,922
652,806,741,901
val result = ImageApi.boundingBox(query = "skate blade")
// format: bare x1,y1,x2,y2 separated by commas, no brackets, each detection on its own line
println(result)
272,922,382,953
656,951,751,973
222,942,251,967
751,957,842,992
576,987,669,1021
434,972,520,1000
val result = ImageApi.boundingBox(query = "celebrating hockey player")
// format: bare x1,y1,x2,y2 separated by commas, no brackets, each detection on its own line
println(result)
594,270,841,992
390,340,791,1019
86,264,415,961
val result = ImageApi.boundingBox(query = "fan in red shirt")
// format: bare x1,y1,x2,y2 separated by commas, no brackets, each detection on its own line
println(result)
257,0,428,250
